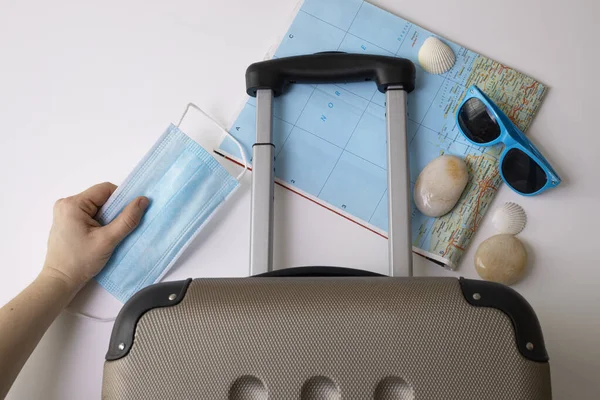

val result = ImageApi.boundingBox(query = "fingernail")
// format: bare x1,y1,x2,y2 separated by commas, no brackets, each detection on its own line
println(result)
138,197,150,211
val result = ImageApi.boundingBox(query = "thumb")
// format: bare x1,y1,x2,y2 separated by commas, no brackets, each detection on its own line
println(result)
102,196,149,246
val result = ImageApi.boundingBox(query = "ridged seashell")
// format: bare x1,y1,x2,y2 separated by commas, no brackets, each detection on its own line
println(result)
475,234,528,286
491,202,527,235
413,155,469,217
418,37,456,74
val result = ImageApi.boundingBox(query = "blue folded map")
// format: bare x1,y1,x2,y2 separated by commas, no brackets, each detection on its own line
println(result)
219,0,546,269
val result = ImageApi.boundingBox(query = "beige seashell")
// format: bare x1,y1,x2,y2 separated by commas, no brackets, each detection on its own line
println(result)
413,155,469,217
418,37,456,74
491,202,527,235
475,234,528,286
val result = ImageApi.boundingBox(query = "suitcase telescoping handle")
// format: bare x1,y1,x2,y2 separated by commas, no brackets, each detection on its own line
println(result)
245,52,415,96
245,52,416,278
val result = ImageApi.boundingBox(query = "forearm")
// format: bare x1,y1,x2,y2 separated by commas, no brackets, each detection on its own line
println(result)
0,271,79,399
0,183,147,398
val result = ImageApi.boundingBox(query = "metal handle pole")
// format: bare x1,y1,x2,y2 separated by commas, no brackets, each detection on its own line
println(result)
250,89,275,275
385,88,413,277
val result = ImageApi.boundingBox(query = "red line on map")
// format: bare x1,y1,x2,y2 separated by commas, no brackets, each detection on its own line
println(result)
442,230,466,257
508,103,524,122
218,153,390,241
468,161,499,233
524,82,538,97
496,64,509,74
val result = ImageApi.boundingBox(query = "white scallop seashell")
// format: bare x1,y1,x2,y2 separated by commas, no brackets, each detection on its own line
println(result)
418,37,456,74
491,202,527,235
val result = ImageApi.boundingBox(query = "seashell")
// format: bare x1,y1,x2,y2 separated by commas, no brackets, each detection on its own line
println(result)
413,155,469,217
474,234,528,286
418,37,456,74
491,202,527,235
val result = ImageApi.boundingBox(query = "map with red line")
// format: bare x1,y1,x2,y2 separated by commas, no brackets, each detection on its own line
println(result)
219,0,546,269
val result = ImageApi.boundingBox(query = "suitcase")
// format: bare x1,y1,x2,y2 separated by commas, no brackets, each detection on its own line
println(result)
102,53,551,399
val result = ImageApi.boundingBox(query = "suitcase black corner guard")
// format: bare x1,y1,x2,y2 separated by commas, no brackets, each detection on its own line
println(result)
106,278,192,361
459,277,548,362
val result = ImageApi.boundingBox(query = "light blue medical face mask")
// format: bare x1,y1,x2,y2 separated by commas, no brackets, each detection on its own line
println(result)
94,104,248,303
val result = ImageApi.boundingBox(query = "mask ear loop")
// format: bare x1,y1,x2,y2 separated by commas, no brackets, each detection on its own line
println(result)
177,103,249,181
64,308,116,322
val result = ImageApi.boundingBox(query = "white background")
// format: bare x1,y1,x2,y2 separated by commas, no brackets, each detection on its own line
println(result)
1,0,599,398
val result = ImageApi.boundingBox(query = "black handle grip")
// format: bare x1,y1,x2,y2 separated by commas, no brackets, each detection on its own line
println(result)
246,52,415,97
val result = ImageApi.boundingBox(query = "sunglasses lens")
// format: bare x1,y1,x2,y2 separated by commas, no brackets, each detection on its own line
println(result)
502,148,548,194
458,98,501,144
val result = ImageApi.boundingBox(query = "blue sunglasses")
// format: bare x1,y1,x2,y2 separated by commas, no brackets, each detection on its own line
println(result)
456,85,561,196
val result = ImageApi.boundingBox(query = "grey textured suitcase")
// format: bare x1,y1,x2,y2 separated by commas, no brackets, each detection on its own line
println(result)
102,53,551,399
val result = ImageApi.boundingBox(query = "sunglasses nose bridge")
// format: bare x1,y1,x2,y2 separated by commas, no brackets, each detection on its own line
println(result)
502,135,516,148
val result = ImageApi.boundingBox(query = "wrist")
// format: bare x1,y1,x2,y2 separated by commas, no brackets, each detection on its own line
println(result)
38,266,84,298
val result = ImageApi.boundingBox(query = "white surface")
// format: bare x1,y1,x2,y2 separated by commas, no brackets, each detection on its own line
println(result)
0,0,598,398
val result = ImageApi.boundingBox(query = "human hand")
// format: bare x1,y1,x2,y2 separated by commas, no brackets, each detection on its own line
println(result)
41,182,149,293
